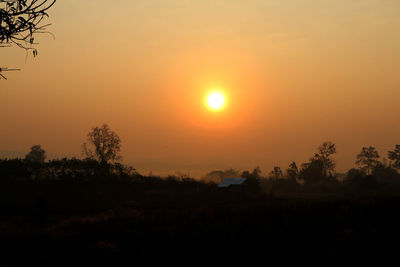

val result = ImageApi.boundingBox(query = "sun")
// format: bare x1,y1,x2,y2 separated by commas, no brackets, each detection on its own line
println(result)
207,92,225,111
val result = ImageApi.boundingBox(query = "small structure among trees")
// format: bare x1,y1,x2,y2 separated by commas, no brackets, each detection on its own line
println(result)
218,177,247,193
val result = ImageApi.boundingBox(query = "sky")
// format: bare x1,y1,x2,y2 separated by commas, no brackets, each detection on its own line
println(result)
1,0,400,177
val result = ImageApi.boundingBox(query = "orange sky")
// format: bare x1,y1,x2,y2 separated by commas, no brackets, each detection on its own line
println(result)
1,0,400,177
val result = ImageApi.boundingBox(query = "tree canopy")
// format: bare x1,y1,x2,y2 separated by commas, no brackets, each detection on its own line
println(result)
82,124,122,165
356,146,380,175
388,145,400,170
315,141,336,176
25,144,46,163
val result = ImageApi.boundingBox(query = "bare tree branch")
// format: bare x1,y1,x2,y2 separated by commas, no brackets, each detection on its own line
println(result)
0,0,56,79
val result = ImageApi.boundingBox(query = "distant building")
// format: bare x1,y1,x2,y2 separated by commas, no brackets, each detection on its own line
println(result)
217,177,247,193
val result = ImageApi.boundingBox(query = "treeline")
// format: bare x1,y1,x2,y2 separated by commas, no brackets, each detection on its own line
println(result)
0,124,136,181
3,131,400,195
204,142,400,195
0,158,136,181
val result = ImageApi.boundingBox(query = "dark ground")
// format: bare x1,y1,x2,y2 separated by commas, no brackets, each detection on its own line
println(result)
1,179,400,266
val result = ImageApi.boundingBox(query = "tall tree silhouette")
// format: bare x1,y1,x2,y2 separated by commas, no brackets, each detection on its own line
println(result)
82,124,122,165
356,146,380,175
286,161,299,181
388,145,400,171
314,141,336,176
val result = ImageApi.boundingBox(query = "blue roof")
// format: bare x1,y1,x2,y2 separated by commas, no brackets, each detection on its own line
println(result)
218,177,247,188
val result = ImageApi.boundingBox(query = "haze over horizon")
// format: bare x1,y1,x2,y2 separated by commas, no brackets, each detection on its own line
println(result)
1,0,400,177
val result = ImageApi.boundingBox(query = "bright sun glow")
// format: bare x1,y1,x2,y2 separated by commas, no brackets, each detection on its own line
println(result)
207,92,225,110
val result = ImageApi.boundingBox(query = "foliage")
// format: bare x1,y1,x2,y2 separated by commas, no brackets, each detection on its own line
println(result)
2,141,400,195
314,141,336,176
82,124,122,165
268,166,283,179
0,0,56,52
298,157,325,186
241,166,262,193
372,162,400,185
356,146,380,175
296,142,336,186
388,144,400,171
344,168,375,190
0,157,137,181
345,168,365,180
0,0,56,79
25,144,46,163
286,161,299,181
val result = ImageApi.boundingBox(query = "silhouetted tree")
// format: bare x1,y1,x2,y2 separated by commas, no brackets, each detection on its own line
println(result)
269,166,283,179
266,163,300,192
241,166,262,193
314,141,336,176
252,166,262,177
372,162,400,185
345,168,365,181
298,158,324,186
25,145,46,163
345,168,379,190
286,161,299,181
388,145,400,171
297,142,336,186
356,146,380,175
82,124,121,165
